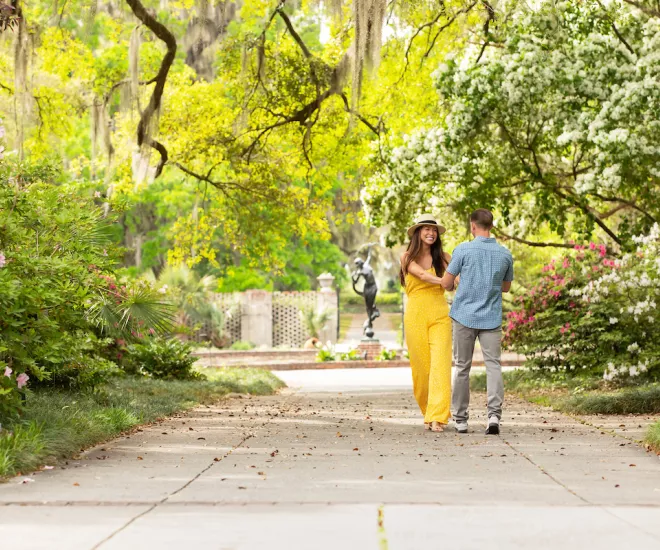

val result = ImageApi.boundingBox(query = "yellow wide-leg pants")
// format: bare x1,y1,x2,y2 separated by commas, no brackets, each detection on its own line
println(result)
404,296,452,424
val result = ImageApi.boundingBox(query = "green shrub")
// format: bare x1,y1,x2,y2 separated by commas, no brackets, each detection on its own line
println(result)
377,348,397,361
316,346,336,362
0,161,119,393
337,349,364,361
124,338,200,380
230,340,256,351
341,292,402,307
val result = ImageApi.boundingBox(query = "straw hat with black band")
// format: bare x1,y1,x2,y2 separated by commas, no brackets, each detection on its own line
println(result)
406,214,446,238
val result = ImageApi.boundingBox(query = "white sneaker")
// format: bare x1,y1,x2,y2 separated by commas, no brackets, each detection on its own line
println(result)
486,415,500,435
454,421,468,434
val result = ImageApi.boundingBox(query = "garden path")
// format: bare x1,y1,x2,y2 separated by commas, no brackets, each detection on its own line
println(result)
340,312,400,347
1,368,659,549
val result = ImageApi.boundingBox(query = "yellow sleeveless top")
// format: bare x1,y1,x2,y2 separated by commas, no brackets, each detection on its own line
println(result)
404,267,446,298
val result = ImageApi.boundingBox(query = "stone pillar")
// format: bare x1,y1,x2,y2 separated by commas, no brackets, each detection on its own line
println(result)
240,290,272,348
316,273,338,345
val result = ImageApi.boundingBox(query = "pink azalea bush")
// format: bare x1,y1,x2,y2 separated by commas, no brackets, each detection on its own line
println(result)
0,366,29,418
504,225,660,384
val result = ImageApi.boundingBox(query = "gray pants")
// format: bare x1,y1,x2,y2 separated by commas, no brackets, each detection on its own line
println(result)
451,320,504,423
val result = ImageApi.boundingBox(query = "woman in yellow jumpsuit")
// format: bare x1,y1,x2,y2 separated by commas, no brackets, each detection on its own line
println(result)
400,214,453,432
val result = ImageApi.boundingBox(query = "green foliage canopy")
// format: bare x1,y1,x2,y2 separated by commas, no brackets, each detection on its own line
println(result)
365,1,660,248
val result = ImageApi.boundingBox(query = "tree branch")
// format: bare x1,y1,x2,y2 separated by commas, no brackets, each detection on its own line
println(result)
124,0,177,179
277,6,312,59
493,229,576,249
596,0,636,55
622,0,660,18
611,22,635,55
340,93,381,136
552,187,623,245
174,162,278,202
589,193,658,223
475,1,496,64
423,3,477,60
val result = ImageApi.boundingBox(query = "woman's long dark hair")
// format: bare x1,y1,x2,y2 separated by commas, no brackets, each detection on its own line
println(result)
399,227,445,286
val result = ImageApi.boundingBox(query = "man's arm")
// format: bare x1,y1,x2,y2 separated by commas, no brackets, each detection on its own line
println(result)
440,271,456,291
442,248,462,291
502,256,514,293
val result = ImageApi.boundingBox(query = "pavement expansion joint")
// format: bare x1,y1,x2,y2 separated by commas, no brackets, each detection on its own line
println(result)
501,437,591,505
89,388,301,549
5,500,660,508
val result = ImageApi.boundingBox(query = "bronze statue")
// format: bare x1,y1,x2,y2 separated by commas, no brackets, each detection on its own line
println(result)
352,245,380,339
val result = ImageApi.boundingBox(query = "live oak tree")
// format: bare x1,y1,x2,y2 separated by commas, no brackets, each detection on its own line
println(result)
0,0,498,280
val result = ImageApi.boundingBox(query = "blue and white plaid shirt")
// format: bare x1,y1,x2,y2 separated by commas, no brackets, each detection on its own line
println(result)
446,237,514,330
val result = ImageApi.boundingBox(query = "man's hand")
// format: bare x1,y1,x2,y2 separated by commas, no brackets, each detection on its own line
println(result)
440,271,456,291
502,281,512,293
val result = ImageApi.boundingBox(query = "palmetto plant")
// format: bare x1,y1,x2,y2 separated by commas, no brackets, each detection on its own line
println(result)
156,265,226,345
299,307,332,340
87,280,175,341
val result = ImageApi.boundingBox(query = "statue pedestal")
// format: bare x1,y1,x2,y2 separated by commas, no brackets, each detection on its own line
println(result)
358,338,383,361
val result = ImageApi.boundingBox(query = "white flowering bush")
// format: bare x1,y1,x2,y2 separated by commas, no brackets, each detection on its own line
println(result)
364,1,660,245
505,225,660,384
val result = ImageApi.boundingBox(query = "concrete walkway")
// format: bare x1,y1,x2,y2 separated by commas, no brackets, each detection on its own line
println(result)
1,369,659,549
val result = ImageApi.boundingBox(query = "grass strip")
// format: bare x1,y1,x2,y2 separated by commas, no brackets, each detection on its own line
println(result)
644,421,660,454
0,368,284,479
557,385,660,415
471,370,660,414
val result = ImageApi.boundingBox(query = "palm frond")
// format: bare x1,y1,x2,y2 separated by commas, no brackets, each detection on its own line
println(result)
117,287,176,335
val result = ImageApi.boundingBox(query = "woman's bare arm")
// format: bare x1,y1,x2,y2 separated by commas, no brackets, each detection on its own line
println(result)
440,252,455,291
401,252,445,285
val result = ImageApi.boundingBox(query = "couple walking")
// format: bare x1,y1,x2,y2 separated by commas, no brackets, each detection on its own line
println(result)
400,209,513,434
